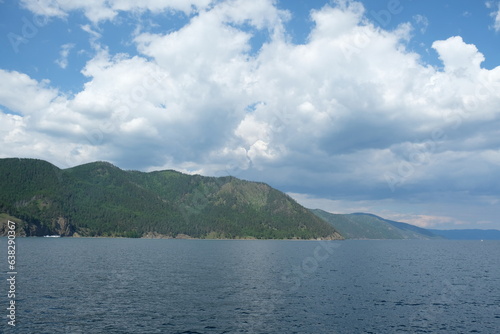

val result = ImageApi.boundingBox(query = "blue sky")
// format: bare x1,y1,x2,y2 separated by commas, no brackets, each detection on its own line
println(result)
1,0,500,229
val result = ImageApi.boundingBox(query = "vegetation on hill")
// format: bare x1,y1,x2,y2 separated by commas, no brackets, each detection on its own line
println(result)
0,158,342,239
311,209,442,239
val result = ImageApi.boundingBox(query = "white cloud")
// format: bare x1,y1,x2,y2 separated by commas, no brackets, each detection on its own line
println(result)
20,0,214,23
55,43,75,69
486,1,500,31
495,6,500,31
4,2,500,170
80,24,102,49
0,69,102,166
387,214,459,228
0,70,58,115
432,36,485,75
0,113,27,146
413,14,429,33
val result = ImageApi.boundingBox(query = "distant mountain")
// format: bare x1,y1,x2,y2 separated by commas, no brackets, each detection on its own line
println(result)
428,229,500,240
0,158,342,240
311,209,442,240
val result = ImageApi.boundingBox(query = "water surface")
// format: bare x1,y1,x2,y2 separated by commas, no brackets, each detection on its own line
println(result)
1,238,499,333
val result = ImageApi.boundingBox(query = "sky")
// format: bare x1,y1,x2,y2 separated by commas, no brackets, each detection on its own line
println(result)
1,0,499,230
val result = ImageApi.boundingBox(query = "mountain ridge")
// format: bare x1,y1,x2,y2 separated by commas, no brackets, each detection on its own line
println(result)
312,209,500,240
0,158,342,240
2,158,498,240
311,209,443,240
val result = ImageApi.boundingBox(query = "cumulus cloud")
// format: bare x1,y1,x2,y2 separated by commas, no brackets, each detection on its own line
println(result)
432,36,485,75
0,70,59,115
4,1,500,170
2,0,500,228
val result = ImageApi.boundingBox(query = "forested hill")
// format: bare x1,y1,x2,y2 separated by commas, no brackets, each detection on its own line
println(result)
311,209,441,239
0,158,342,239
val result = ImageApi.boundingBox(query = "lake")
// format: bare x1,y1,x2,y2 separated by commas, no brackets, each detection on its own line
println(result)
1,238,500,333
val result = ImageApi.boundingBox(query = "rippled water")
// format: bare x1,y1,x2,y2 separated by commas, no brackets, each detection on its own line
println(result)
1,238,499,333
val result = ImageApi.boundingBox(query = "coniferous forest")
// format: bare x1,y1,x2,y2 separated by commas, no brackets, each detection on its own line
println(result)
0,158,342,239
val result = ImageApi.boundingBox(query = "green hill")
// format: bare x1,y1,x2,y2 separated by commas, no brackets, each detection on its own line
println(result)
0,158,342,240
311,209,441,239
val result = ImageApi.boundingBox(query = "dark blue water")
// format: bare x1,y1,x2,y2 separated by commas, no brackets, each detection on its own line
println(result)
1,238,499,333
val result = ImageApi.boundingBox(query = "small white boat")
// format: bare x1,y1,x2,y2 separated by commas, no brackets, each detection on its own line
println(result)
44,235,61,238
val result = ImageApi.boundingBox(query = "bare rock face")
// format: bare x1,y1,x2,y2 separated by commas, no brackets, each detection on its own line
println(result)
0,215,27,236
52,217,74,236
0,215,42,236
0,214,76,237
175,234,193,239
142,232,172,239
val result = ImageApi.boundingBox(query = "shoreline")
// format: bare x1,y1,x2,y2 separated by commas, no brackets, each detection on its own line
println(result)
3,235,343,241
